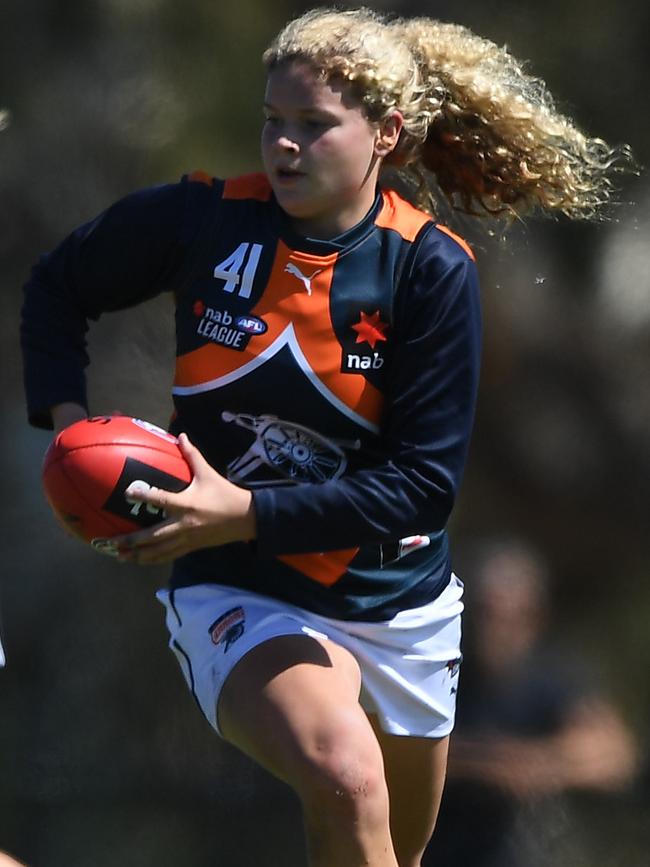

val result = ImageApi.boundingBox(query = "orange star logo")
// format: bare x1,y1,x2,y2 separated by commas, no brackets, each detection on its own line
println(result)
351,310,389,349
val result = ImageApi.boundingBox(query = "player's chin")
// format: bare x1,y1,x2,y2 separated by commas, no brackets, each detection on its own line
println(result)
272,192,306,216
271,184,320,216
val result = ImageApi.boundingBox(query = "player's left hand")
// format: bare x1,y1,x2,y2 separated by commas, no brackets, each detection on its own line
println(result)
112,433,256,565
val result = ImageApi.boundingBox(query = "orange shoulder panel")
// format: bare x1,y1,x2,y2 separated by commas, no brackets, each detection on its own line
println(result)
187,170,214,186
434,224,475,262
376,188,431,241
223,173,272,201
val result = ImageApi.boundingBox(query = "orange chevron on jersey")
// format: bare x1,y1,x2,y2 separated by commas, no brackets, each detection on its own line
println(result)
254,242,384,427
173,239,385,430
278,547,360,586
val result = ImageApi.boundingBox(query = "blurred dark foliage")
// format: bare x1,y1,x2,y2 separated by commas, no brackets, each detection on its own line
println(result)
1,1,648,865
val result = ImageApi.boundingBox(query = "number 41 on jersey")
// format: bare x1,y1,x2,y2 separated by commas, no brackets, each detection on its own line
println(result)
213,242,263,298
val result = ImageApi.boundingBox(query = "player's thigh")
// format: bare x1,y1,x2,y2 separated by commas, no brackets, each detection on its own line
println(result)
369,714,450,861
218,634,383,794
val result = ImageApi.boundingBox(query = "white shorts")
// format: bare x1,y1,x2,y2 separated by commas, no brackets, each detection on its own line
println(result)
156,575,463,739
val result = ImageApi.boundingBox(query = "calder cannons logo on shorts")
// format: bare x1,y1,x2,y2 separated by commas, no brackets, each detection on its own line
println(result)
209,606,246,653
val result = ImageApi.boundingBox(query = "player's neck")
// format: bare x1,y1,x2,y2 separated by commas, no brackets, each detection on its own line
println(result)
290,186,379,241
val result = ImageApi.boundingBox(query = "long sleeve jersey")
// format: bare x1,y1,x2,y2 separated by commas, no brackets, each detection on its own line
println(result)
22,171,481,621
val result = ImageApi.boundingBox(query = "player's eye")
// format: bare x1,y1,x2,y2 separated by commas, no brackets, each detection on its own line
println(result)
303,115,331,126
302,115,338,131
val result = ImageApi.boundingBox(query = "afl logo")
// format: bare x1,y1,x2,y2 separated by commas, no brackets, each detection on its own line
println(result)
235,315,267,335
131,418,178,444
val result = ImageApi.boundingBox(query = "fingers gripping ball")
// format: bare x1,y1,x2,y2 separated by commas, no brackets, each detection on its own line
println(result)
42,416,192,554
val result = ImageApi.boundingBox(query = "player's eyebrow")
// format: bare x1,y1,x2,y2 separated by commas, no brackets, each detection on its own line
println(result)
263,101,338,118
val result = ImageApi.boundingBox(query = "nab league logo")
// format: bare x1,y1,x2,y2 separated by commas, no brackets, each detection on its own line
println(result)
342,309,389,373
192,300,267,350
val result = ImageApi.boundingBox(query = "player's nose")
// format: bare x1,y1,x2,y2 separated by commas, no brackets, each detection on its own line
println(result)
276,134,300,153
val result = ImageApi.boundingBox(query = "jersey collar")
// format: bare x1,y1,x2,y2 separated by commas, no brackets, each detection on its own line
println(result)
271,191,383,255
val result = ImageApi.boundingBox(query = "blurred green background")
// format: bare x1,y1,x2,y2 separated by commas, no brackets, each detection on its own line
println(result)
1,1,648,865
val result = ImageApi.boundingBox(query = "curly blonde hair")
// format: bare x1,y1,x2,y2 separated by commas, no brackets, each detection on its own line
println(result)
263,7,634,220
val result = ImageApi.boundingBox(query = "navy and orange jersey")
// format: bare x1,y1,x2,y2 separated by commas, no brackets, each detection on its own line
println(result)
21,171,481,621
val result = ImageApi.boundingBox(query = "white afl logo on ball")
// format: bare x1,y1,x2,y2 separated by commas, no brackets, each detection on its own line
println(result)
131,418,178,444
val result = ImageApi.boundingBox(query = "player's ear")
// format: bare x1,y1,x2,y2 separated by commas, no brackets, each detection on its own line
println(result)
374,111,403,158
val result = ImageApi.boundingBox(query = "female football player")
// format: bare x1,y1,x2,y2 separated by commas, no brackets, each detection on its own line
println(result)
21,8,630,866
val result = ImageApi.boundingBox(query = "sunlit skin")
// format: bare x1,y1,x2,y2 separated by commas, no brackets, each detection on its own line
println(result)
55,65,402,565
0,855,28,867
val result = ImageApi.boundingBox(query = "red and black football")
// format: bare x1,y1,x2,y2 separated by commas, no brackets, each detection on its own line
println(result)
42,416,192,553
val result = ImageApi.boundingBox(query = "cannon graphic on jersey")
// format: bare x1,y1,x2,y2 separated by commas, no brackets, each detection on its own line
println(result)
221,411,359,486
42,416,192,552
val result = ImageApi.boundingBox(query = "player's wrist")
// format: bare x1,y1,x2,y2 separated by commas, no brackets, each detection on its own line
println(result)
51,402,88,434
222,485,257,543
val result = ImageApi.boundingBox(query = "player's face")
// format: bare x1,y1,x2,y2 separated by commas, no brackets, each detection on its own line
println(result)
262,61,385,239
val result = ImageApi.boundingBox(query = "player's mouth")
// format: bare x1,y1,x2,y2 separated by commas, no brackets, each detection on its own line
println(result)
275,166,306,184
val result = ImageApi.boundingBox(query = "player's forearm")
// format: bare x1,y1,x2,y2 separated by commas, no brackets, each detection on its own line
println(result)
21,267,90,430
253,458,455,555
51,402,88,433
21,182,189,431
